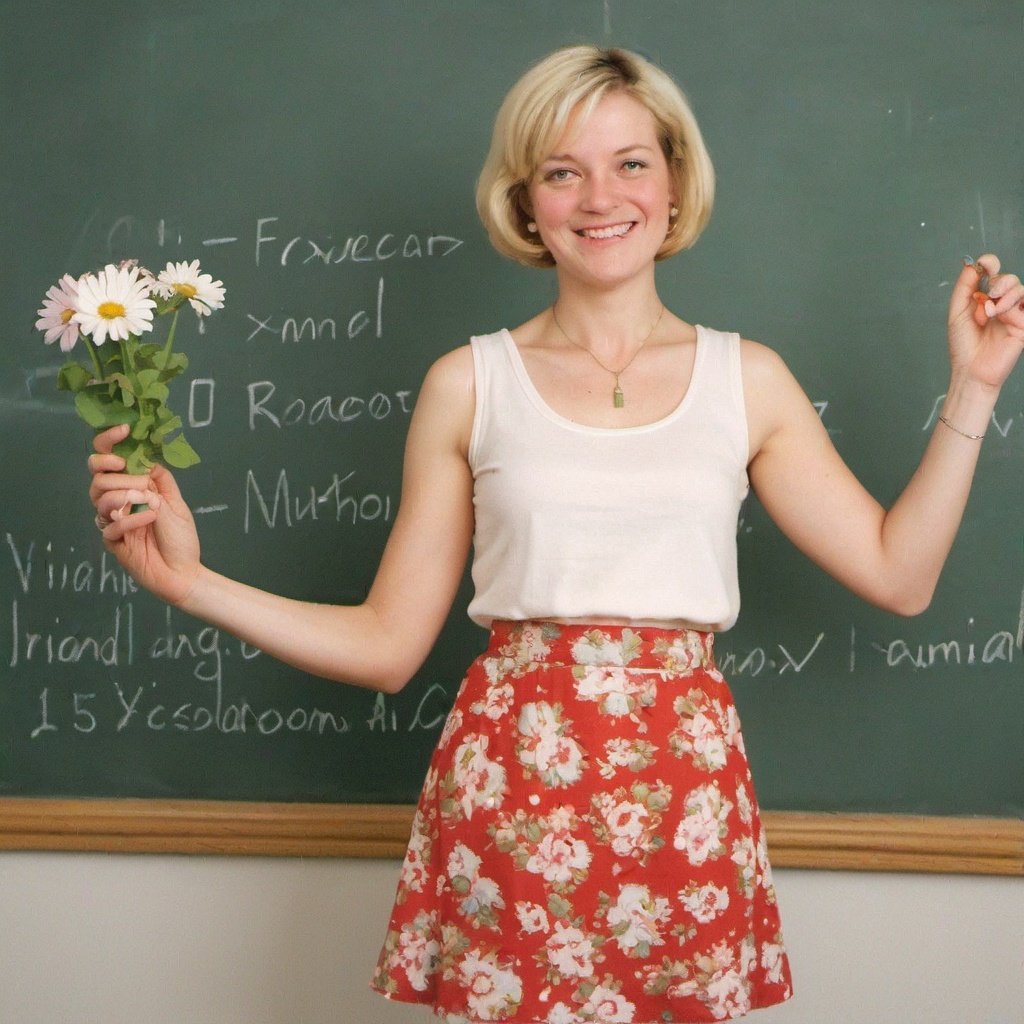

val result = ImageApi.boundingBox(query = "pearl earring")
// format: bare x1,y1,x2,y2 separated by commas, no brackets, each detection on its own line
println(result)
670,206,679,218
527,221,537,233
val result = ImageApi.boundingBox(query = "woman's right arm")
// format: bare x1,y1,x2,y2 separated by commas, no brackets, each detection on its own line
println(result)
89,346,477,694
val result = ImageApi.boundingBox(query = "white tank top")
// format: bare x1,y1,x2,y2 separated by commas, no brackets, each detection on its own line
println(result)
466,325,750,631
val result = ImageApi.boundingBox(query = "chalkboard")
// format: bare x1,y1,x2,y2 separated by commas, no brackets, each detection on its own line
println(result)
1,0,1022,828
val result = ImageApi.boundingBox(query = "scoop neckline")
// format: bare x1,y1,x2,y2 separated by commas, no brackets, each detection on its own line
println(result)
498,324,706,435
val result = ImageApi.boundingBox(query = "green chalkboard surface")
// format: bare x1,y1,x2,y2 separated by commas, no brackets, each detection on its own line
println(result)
1,0,1021,820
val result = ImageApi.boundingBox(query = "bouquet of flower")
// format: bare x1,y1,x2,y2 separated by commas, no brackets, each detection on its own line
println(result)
36,259,225,474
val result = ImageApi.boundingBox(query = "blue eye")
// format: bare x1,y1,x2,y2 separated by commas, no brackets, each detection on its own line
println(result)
622,159,647,172
546,168,574,182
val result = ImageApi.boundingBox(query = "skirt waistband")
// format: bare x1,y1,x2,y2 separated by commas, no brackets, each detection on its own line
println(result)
486,619,715,671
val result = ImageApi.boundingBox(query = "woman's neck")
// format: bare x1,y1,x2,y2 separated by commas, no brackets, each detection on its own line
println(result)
550,273,665,356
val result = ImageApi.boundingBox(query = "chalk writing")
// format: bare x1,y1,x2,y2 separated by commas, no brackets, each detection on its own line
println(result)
247,381,413,430
717,632,827,678
105,216,464,269
869,624,1015,670
5,533,137,596
811,399,841,437
188,378,216,428
254,217,463,267
245,276,385,343
922,393,1019,438
366,684,450,733
244,468,393,532
30,677,351,738
8,600,134,668
147,606,246,686
721,616,1018,679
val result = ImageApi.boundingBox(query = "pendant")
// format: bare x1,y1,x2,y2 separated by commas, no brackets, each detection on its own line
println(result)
613,384,624,408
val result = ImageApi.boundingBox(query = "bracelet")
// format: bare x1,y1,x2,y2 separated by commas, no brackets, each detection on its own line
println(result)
937,414,985,441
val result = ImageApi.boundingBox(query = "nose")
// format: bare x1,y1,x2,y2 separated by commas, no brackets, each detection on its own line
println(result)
579,171,620,213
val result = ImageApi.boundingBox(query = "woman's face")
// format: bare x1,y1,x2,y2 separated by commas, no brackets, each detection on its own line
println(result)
526,90,676,290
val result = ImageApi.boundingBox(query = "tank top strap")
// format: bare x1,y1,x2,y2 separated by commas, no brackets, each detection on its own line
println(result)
686,325,746,432
468,329,525,469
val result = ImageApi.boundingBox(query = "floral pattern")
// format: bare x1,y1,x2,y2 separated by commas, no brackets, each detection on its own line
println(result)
372,621,792,1022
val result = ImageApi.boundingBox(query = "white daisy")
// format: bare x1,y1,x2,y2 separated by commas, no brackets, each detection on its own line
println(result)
73,264,156,345
155,259,225,316
35,274,82,352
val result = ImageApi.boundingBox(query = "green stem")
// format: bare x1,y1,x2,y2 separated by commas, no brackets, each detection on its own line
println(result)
163,307,181,358
119,335,134,375
83,335,106,382
119,335,149,515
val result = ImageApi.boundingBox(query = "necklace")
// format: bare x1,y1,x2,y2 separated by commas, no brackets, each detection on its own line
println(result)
551,303,665,408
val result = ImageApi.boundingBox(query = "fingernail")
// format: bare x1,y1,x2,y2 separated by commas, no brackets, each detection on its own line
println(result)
962,255,975,266
149,495,161,510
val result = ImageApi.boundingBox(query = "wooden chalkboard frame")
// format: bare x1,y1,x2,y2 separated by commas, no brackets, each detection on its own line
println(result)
0,800,1020,875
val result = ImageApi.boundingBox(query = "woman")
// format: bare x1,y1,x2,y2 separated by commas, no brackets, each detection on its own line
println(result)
88,46,1022,1023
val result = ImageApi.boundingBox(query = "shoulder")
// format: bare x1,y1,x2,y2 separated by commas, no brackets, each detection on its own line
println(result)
697,326,784,375
737,337,802,398
736,338,814,454
738,336,788,376
423,343,475,395
705,331,794,393
410,344,476,455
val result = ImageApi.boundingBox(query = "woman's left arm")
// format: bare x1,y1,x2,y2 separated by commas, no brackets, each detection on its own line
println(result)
745,253,1024,616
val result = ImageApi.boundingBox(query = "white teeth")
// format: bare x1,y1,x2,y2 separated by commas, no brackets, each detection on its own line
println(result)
579,223,632,239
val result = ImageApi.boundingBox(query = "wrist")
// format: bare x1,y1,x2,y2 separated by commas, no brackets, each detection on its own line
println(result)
939,375,997,439
173,562,211,615
946,365,1000,402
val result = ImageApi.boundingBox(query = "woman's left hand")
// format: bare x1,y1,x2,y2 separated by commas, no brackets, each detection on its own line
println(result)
948,254,1024,390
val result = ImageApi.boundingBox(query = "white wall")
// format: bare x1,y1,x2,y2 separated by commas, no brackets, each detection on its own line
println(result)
0,855,1020,1024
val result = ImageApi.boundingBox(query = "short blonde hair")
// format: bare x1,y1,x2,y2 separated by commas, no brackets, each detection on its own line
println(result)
476,46,715,268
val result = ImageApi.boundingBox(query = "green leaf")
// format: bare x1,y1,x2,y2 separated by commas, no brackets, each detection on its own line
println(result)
161,433,201,468
57,362,93,393
152,414,182,442
123,444,155,475
131,414,156,440
74,390,135,429
159,351,188,378
106,373,136,407
140,378,170,402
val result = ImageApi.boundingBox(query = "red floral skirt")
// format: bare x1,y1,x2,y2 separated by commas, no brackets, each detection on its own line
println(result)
371,621,793,1022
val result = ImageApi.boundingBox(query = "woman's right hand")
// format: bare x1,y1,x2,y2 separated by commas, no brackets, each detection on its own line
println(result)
88,423,201,607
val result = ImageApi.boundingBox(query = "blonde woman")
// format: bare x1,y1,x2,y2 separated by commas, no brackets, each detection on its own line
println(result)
88,46,1023,1023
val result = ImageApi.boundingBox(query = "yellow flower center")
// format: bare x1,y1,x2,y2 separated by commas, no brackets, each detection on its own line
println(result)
61,308,75,324
173,283,198,299
97,301,127,320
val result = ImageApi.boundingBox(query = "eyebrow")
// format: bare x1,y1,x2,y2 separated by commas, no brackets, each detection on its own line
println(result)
540,144,656,164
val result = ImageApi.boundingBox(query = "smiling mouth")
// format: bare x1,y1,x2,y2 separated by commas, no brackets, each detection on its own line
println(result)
575,222,635,239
